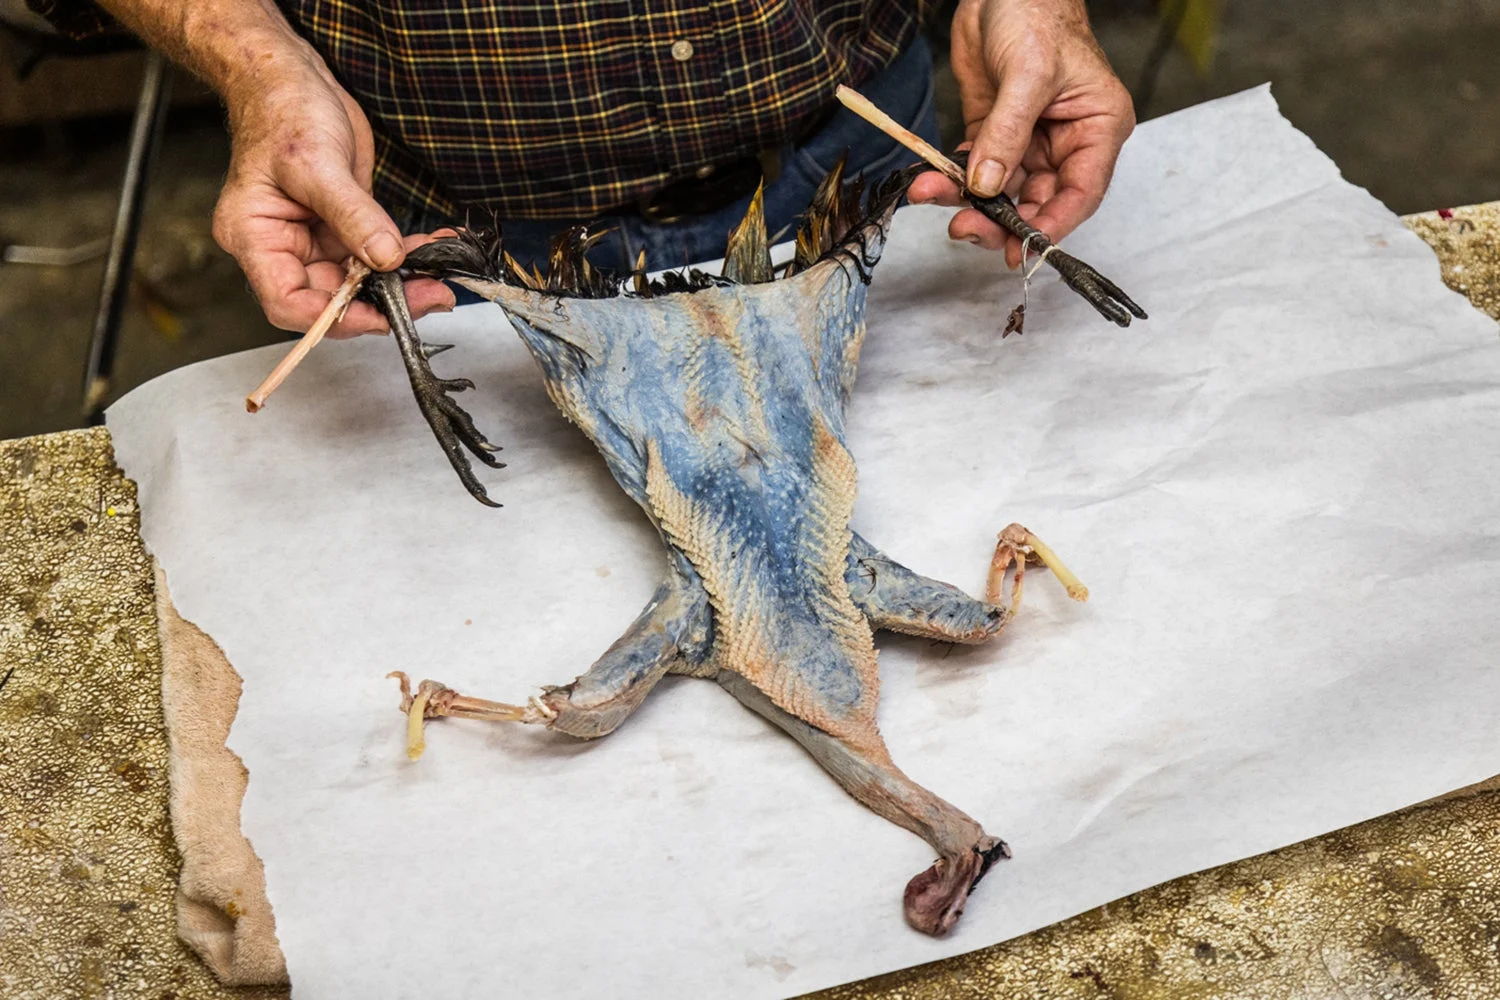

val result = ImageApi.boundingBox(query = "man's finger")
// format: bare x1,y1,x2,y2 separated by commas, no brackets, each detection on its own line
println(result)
239,251,385,337
1028,186,1097,249
299,264,387,338
322,300,390,340
303,259,383,337
948,208,1009,253
907,170,966,206
324,282,453,339
967,66,1054,198
1028,137,1119,243
403,278,457,319
282,161,406,273
238,247,332,332
1019,170,1059,214
307,268,453,339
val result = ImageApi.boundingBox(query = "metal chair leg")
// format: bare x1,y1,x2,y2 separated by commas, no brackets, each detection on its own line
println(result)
82,48,172,425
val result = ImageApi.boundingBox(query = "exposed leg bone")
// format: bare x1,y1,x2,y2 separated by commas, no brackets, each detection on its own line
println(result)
845,533,1006,643
986,523,1090,611
717,672,1008,937
389,672,554,759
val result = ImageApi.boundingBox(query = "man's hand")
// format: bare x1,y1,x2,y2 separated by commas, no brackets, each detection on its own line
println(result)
81,0,451,335
213,57,454,337
908,0,1134,268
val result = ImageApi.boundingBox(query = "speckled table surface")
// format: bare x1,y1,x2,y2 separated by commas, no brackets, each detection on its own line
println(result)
1,206,1496,1000
1404,202,1500,321
0,431,283,1000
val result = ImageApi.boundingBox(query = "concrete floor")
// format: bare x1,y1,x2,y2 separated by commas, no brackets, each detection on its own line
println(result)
3,0,1498,441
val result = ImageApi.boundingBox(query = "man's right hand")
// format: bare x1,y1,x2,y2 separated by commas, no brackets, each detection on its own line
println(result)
212,59,454,338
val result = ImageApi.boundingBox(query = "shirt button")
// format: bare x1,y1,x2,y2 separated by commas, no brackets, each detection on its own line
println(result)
695,164,715,179
670,39,694,62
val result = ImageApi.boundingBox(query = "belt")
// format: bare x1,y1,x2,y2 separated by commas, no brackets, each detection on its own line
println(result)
628,149,782,224
619,103,840,224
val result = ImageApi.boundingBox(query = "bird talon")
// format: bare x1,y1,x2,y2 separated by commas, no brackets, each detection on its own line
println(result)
364,270,503,507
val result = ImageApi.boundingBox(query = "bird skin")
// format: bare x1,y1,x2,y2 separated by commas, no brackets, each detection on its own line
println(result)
370,165,1093,936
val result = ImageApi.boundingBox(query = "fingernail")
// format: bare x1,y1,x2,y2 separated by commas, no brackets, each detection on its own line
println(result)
961,234,981,245
435,301,455,313
971,159,1005,197
363,232,402,269
911,196,935,206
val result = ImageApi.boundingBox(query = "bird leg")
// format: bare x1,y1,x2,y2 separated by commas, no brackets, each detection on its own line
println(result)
391,574,710,757
986,523,1090,611
717,672,1008,937
845,533,1007,643
363,269,505,507
389,673,555,759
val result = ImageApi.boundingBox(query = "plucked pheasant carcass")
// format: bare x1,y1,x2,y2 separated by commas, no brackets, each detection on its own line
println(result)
369,158,1143,936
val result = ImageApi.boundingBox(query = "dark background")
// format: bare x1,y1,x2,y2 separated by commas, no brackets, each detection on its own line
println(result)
3,0,1498,440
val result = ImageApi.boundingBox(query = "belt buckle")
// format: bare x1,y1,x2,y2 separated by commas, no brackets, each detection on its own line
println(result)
637,150,782,225
639,190,682,226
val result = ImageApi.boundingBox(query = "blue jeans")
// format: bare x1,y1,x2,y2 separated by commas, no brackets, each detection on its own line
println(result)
405,36,939,299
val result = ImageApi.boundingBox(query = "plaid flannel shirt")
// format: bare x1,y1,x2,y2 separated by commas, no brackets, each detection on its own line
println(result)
29,1,933,222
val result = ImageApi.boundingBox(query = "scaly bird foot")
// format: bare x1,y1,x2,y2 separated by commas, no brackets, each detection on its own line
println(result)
949,150,1147,328
903,838,1012,937
365,270,505,507
388,672,555,760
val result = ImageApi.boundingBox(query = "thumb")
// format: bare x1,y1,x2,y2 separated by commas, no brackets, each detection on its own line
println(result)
967,70,1052,198
285,160,406,271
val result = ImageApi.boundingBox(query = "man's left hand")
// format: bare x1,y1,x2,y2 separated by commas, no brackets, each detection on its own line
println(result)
908,0,1135,268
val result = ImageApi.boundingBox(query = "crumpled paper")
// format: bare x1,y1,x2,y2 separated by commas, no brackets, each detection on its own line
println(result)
107,87,1500,999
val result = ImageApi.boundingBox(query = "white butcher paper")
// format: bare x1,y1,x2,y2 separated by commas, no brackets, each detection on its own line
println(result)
108,86,1500,1000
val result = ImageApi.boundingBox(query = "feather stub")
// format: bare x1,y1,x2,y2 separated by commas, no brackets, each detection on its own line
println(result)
723,181,775,285
400,161,920,299
545,226,616,299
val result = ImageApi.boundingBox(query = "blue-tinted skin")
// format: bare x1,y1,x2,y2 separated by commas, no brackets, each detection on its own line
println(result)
451,212,1012,935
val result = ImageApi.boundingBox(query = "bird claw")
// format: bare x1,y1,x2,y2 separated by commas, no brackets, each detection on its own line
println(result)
949,149,1147,328
364,270,505,506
